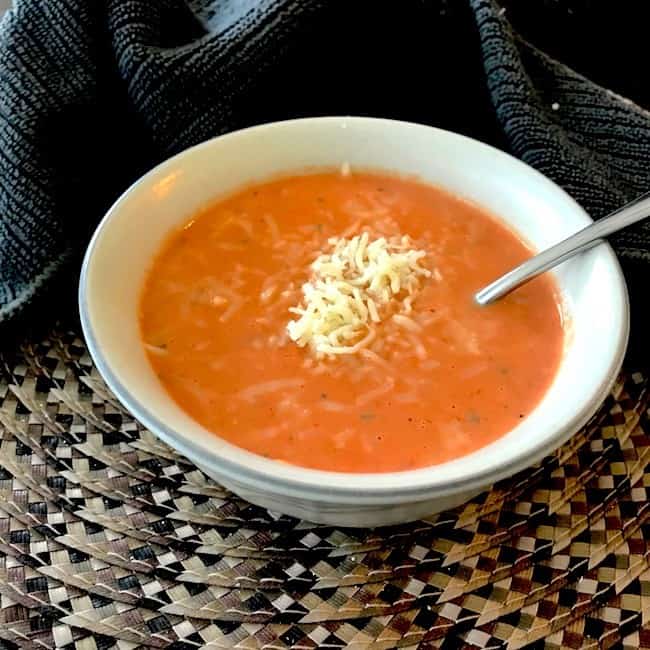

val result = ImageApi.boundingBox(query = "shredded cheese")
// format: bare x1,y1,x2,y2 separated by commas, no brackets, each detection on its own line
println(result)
286,232,431,357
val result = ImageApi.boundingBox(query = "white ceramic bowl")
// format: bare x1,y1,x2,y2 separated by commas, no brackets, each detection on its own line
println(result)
79,117,629,527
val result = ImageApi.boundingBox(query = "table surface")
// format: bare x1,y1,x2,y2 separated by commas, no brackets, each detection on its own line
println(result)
0,323,647,648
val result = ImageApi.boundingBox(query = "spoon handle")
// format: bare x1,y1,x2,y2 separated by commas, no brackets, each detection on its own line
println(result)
475,191,650,306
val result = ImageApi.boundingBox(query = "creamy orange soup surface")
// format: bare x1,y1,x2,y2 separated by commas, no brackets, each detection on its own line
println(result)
140,171,564,473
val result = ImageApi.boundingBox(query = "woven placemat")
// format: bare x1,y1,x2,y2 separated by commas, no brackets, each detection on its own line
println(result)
0,326,650,649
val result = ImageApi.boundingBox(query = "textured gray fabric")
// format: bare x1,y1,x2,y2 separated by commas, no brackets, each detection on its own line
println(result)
1,0,649,326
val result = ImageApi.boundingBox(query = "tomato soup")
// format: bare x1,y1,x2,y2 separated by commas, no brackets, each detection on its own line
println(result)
139,172,564,472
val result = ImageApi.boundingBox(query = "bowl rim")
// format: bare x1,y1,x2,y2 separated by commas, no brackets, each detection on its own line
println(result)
79,116,630,504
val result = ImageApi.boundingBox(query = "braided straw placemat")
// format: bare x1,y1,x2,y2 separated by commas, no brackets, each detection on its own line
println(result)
1,326,650,649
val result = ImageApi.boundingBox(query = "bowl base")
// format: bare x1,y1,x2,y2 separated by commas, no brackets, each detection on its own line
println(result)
197,462,484,527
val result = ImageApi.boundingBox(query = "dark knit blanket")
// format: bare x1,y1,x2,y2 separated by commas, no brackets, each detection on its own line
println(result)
1,0,650,354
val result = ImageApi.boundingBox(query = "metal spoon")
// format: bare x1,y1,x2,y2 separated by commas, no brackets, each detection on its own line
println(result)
475,191,650,306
